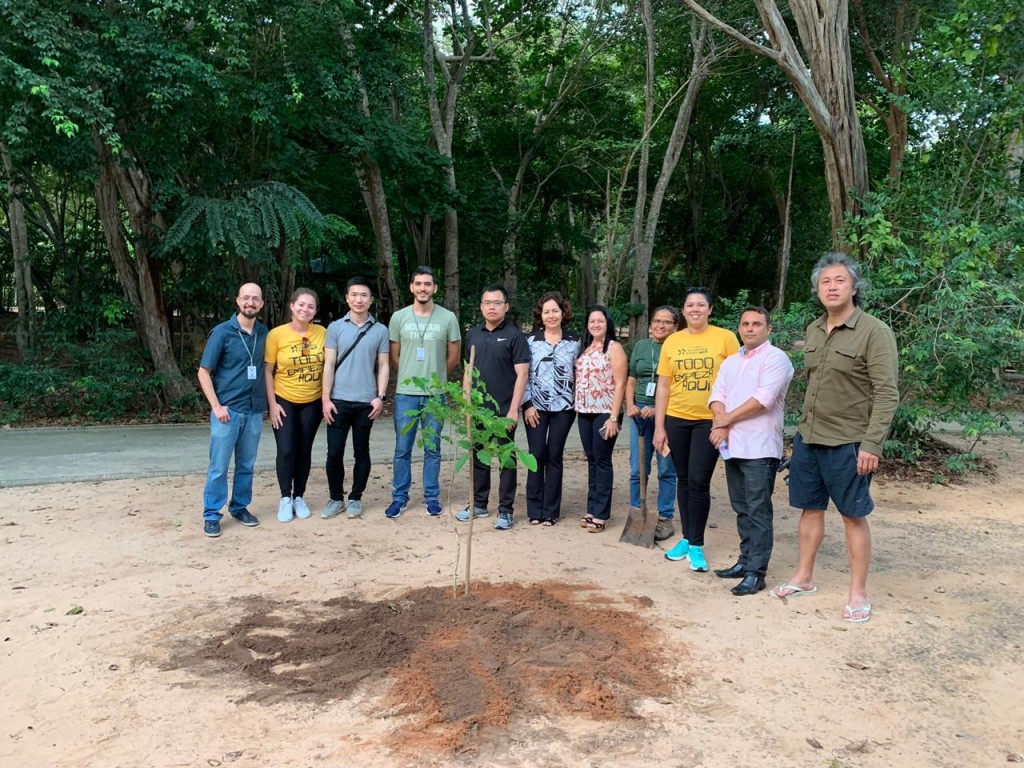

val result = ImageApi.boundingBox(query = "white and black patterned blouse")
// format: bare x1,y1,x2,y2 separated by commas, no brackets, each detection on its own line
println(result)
522,330,579,412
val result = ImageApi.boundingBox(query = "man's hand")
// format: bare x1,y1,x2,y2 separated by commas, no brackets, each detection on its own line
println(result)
322,399,337,425
709,426,728,448
712,412,732,429
213,404,230,423
857,450,880,476
369,398,384,420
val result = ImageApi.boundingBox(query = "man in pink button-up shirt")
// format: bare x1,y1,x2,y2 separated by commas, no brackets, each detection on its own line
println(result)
708,307,794,596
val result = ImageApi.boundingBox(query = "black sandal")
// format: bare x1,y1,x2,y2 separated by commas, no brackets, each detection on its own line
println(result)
585,519,606,533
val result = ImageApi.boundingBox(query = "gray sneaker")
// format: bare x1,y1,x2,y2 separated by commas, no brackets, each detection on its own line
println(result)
346,500,363,518
654,517,675,542
494,511,514,530
321,499,345,520
455,506,489,522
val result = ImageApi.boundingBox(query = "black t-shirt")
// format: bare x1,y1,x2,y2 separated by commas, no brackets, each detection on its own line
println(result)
463,319,531,413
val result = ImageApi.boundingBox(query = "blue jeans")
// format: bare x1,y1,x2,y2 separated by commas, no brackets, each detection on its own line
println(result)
203,408,264,521
629,415,677,517
392,393,443,504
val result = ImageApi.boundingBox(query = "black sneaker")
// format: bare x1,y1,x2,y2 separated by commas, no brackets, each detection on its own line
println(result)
232,509,260,527
204,520,222,538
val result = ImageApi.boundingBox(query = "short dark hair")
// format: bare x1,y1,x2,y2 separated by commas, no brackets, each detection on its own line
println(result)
411,266,436,283
532,291,572,328
741,306,772,326
580,305,617,354
811,251,865,307
481,284,508,303
651,305,681,326
685,286,713,305
346,276,373,293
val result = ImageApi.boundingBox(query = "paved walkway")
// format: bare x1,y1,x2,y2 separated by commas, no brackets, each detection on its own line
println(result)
0,417,585,487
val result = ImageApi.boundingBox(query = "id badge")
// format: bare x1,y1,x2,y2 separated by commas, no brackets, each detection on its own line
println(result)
247,365,258,380
645,381,656,397
416,346,426,361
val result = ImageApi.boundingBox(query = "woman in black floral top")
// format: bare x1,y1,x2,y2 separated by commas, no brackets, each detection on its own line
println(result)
522,292,579,525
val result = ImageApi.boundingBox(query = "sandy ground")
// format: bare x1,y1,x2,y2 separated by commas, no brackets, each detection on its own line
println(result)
2,436,1022,768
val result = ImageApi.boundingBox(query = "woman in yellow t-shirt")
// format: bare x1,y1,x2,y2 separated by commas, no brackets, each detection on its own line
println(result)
264,287,327,523
653,287,739,571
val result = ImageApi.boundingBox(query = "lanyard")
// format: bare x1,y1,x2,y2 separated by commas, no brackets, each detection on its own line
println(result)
237,329,256,366
411,306,436,344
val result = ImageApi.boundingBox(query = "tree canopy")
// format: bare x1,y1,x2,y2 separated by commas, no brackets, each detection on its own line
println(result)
1,0,1022,460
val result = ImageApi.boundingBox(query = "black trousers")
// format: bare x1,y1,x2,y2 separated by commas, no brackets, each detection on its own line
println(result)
664,416,719,546
472,423,518,514
724,457,780,576
577,412,619,521
273,396,323,498
325,399,374,502
524,410,576,522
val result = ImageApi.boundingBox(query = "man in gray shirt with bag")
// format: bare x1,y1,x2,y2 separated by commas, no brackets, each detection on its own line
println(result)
320,277,391,519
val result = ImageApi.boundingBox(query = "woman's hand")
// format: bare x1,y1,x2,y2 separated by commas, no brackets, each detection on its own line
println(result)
602,418,620,440
524,406,540,428
270,401,286,429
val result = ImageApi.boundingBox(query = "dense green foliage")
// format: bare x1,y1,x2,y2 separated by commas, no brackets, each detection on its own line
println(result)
1,0,1021,462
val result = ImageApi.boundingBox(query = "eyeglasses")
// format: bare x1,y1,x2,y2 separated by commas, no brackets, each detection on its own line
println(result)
481,300,507,307
651,319,676,325
238,295,264,303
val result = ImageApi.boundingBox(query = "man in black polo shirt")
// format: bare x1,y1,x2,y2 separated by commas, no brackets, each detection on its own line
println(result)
456,284,531,530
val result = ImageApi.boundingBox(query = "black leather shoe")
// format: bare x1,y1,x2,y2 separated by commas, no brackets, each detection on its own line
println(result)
731,575,766,596
714,562,745,579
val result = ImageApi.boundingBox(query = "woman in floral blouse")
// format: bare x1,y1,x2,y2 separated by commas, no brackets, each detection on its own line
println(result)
574,305,628,532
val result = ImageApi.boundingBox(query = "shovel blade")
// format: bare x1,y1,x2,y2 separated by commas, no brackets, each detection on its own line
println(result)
619,501,658,547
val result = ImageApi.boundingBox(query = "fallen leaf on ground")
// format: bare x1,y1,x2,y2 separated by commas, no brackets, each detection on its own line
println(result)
807,738,823,749
66,606,84,615
845,661,869,670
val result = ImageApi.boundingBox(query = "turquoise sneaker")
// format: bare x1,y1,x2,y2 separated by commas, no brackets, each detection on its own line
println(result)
664,538,689,561
688,545,708,572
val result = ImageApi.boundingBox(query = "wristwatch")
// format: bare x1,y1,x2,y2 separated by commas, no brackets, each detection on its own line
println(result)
378,394,389,402
608,415,618,424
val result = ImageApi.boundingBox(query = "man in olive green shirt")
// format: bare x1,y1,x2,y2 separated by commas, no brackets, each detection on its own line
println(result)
770,252,898,624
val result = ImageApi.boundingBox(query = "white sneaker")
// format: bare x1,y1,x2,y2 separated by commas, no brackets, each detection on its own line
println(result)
346,500,363,518
293,497,312,519
277,497,294,523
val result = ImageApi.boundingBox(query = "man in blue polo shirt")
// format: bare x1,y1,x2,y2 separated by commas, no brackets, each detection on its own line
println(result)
455,284,530,530
198,283,269,538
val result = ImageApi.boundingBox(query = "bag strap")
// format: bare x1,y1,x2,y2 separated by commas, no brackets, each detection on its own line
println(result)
334,320,375,372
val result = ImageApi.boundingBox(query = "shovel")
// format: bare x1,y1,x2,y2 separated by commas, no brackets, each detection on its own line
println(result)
619,417,658,548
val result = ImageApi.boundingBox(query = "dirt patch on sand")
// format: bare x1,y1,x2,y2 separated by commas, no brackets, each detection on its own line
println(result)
193,581,674,756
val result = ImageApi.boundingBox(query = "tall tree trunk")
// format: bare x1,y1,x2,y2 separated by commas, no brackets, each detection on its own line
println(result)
92,133,192,402
680,0,870,246
422,0,475,315
1,143,34,361
339,20,402,316
629,15,710,341
356,160,401,316
774,134,798,310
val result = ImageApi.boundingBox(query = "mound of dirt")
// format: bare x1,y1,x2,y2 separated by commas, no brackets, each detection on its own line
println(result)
201,581,675,755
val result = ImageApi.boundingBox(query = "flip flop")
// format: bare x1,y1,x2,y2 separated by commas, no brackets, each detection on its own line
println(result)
843,603,872,623
770,583,818,599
